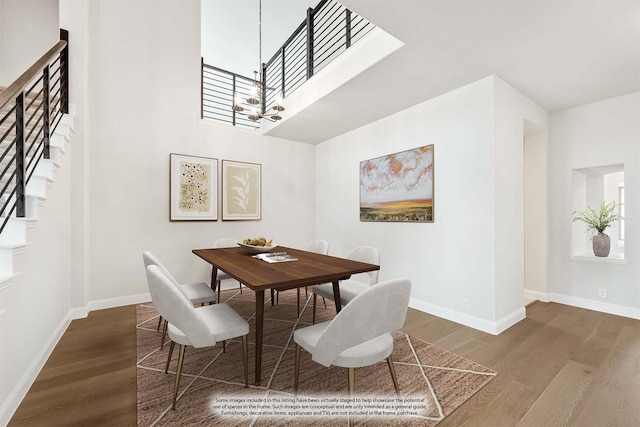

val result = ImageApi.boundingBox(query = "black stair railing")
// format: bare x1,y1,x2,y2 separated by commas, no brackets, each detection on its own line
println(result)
0,29,69,233
201,61,262,131
201,0,373,129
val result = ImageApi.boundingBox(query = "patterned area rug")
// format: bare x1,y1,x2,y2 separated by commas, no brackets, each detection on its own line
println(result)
137,288,495,426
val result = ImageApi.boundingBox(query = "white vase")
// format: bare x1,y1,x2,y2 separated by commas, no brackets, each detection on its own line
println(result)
592,232,611,257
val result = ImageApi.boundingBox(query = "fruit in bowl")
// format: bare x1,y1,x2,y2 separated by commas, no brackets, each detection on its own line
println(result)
242,237,272,246
238,237,277,254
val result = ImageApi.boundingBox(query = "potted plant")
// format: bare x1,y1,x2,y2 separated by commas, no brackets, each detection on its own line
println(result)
572,201,624,257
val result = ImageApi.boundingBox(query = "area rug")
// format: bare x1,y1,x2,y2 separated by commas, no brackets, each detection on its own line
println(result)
137,288,495,426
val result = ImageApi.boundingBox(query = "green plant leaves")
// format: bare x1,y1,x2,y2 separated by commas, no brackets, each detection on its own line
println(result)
572,201,624,234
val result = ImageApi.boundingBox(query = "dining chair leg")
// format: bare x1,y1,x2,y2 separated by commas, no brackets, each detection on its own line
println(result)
348,367,355,397
156,315,162,332
348,367,355,427
296,288,300,318
216,280,221,304
165,341,175,373
160,320,168,350
172,344,186,410
294,343,301,394
387,355,400,397
223,340,226,353
239,282,243,294
311,295,327,323
242,335,249,388
270,288,275,306
312,294,317,324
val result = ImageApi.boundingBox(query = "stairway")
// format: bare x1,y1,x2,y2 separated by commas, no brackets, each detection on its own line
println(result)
0,100,75,289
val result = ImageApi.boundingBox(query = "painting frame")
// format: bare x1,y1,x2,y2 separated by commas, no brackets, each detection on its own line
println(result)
169,153,218,221
360,144,434,223
222,160,262,221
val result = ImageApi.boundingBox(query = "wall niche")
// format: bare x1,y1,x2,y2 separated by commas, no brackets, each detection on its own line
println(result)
571,163,625,262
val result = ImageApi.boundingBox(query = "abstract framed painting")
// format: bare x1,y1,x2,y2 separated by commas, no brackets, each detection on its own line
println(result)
222,160,262,221
360,145,434,222
169,153,218,221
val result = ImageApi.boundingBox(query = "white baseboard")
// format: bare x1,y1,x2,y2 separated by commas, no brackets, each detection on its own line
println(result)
495,307,527,334
84,285,242,313
413,290,639,336
86,292,151,312
548,293,640,320
408,298,525,335
523,289,639,319
68,307,89,320
525,289,550,303
0,311,73,426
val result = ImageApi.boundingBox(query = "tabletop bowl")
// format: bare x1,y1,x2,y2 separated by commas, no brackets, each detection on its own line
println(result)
237,242,278,254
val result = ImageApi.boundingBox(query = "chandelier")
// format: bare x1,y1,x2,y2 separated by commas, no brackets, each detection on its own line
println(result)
232,0,285,122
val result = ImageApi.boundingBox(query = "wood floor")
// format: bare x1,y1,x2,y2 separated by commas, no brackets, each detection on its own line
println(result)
9,301,640,426
9,305,137,426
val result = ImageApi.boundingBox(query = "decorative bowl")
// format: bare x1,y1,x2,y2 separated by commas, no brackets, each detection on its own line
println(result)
237,242,278,254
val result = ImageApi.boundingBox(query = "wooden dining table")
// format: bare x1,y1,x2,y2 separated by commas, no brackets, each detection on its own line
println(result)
192,245,380,385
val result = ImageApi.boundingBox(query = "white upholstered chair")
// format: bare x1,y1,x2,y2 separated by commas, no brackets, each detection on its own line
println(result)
270,240,329,317
294,278,411,408
145,265,249,410
311,246,379,323
213,237,242,303
143,251,217,349
306,239,330,256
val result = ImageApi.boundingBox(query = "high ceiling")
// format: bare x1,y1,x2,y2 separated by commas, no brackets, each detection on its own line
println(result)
266,0,640,144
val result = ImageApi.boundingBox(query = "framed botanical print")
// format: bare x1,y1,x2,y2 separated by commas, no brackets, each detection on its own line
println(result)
222,160,261,220
170,153,218,221
360,144,434,222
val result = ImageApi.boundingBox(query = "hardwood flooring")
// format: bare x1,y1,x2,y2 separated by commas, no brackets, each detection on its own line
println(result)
8,301,640,426
9,305,137,426
402,302,640,427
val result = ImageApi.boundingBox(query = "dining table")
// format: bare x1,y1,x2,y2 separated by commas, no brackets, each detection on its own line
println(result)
192,245,380,385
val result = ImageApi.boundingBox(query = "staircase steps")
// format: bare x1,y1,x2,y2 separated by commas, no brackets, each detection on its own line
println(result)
0,104,74,287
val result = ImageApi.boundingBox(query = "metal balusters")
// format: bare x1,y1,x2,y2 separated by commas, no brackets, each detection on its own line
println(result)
0,33,69,233
202,0,374,129
15,93,26,218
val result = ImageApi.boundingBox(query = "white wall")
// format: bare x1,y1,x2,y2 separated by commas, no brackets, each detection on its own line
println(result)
60,0,92,311
315,76,548,334
78,0,315,305
0,4,3,83
0,142,73,423
0,0,59,86
548,92,640,317
493,77,548,321
315,77,493,326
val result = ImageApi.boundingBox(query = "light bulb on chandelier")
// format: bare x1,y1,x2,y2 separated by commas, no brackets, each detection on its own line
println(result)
231,0,285,123
246,76,261,106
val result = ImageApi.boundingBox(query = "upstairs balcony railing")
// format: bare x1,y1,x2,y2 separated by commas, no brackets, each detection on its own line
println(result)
202,0,374,130
0,29,69,233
